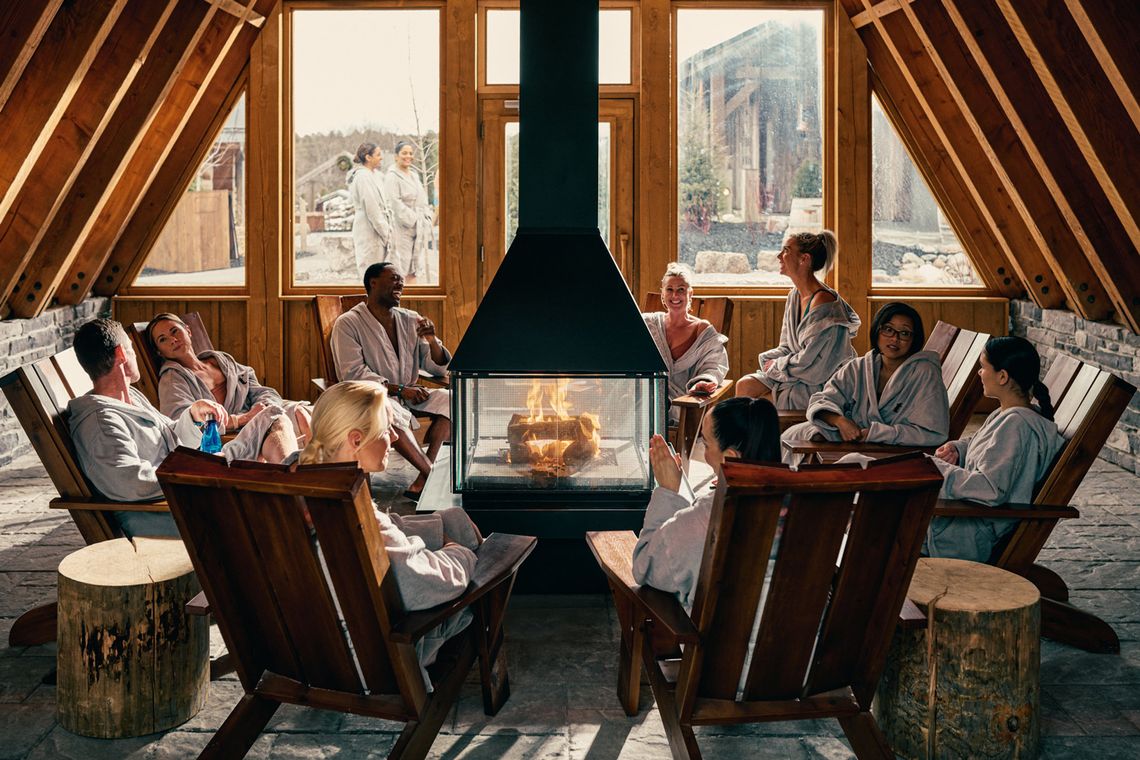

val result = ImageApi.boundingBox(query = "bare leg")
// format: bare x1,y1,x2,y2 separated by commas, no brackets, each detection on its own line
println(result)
425,415,451,462
291,405,312,449
259,417,299,464
735,375,774,403
392,425,431,495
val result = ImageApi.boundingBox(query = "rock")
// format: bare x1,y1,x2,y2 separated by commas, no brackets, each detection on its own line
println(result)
694,251,751,275
755,251,780,272
902,252,924,267
321,235,356,274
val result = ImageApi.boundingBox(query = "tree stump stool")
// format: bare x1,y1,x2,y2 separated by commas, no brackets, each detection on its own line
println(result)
875,558,1041,760
57,537,209,738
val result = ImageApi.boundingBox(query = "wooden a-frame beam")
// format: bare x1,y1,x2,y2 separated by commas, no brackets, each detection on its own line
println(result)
61,0,277,308
901,0,1113,322
996,0,1140,293
851,0,915,31
848,0,1062,308
0,0,128,226
0,0,218,318
946,0,1140,331
1065,0,1140,137
0,1,65,113
0,0,180,314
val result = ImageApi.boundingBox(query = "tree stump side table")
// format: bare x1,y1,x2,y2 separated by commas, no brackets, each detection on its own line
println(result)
57,537,209,738
875,557,1041,760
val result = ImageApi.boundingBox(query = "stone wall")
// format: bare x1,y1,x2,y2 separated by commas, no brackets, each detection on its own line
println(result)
1010,299,1140,474
0,298,110,468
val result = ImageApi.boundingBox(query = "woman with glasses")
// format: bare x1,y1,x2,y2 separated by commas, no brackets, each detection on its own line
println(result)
782,302,949,450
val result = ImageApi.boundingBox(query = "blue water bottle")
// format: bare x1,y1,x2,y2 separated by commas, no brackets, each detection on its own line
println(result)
200,415,222,454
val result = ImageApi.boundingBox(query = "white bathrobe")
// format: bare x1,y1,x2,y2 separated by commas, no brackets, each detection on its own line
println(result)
747,287,861,409
347,165,394,278
783,349,950,448
383,166,432,279
926,406,1065,563
643,312,729,423
330,302,451,429
157,350,289,420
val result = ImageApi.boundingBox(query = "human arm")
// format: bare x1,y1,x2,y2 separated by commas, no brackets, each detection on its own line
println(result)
862,363,950,446
71,410,168,502
805,363,862,441
686,331,728,394
383,172,420,229
763,325,851,387
376,510,478,611
931,419,1028,506
632,488,709,601
415,316,450,370
329,318,389,385
649,434,682,492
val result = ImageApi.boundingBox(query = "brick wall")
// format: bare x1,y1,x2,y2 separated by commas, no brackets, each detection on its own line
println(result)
1011,299,1140,474
0,298,111,468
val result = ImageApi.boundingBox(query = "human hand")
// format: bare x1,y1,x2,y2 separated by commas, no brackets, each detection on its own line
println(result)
415,317,437,342
401,385,430,404
189,400,230,433
649,434,683,492
234,401,269,428
834,417,864,442
762,359,774,373
935,442,959,465
690,380,717,396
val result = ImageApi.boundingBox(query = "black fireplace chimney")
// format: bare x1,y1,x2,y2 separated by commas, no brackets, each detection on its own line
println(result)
449,0,664,374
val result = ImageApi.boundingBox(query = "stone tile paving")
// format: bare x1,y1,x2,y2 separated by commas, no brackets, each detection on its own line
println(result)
1,451,1139,759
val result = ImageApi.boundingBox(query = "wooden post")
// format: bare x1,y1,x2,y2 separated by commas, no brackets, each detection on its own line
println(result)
57,537,209,738
876,557,1041,760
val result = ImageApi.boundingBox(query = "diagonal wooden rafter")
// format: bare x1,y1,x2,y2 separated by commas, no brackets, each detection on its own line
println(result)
0,0,65,112
59,0,277,309
851,0,915,31
996,0,1140,289
846,0,1063,308
0,0,129,221
944,0,1140,331
0,0,181,314
1064,0,1140,137
0,0,218,316
899,0,1113,322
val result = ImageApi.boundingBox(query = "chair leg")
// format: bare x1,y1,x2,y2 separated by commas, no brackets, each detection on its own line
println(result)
838,711,893,760
209,652,235,681
9,602,57,647
475,581,513,715
1023,563,1070,602
1041,597,1120,654
199,693,279,760
390,633,478,760
614,594,645,716
641,631,701,760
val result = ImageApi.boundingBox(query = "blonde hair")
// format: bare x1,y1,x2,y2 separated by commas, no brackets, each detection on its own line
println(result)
661,262,694,288
298,381,390,465
793,229,838,275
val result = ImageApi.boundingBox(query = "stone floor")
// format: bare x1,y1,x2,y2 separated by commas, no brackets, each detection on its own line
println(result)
2,449,1139,759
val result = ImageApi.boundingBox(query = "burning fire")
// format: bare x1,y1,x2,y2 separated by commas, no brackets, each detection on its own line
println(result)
509,378,601,474
525,378,572,423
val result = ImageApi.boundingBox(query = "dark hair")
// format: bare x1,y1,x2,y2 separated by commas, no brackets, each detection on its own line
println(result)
792,229,838,274
354,142,378,165
394,140,414,156
984,336,1054,420
144,312,188,356
870,302,925,357
362,261,399,293
73,318,128,380
709,397,781,463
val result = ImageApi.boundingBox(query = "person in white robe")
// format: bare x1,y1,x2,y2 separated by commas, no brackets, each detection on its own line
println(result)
782,303,949,455
642,263,729,424
383,140,434,282
736,231,860,409
67,319,293,537
347,142,394,278
926,337,1065,562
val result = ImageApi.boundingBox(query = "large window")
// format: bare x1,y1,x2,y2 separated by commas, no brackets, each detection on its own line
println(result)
676,8,824,287
133,95,246,287
291,8,441,287
483,8,632,86
871,95,981,287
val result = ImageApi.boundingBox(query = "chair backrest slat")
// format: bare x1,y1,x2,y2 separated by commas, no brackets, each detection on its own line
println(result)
1043,353,1082,405
940,328,977,388
943,331,988,439
924,321,959,364
1051,363,1101,436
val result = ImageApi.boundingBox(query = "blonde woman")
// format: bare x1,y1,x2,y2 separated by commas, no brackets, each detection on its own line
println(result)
291,380,481,682
736,230,860,409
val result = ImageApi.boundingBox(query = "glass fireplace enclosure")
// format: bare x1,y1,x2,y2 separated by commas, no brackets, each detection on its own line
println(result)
452,372,667,502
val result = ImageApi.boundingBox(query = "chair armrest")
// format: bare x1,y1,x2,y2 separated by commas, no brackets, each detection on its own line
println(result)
50,497,169,513
585,530,700,644
311,377,328,396
781,439,935,456
672,379,733,409
777,410,807,431
417,369,450,389
933,498,1079,520
389,532,537,643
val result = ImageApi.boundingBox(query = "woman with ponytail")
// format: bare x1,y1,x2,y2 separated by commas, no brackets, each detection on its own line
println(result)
633,397,781,611
736,230,861,409
292,380,482,687
926,336,1065,562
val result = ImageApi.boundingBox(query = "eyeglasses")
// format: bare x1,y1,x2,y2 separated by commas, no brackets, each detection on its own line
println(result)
880,325,914,340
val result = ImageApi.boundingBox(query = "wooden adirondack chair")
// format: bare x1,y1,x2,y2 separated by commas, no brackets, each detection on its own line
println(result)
780,320,988,461
641,293,735,462
156,448,536,760
587,454,943,759
126,312,214,405
312,295,448,397
0,348,169,646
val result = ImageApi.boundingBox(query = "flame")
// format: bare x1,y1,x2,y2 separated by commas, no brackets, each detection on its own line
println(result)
525,378,573,423
526,379,545,422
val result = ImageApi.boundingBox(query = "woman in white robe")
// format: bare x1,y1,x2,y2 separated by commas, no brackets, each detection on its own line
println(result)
347,142,394,278
384,140,434,283
926,336,1065,562
642,263,729,423
783,302,949,450
736,230,860,409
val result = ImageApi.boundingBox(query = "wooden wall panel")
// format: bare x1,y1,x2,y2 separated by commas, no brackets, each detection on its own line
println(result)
723,299,787,382
112,298,249,362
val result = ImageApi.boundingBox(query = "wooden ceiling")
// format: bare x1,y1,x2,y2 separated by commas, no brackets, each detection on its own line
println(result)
0,0,1137,332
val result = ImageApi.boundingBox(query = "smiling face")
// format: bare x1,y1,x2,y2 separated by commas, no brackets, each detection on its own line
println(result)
776,237,807,277
149,319,194,361
876,315,915,364
660,275,692,315
396,144,415,169
367,266,405,308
